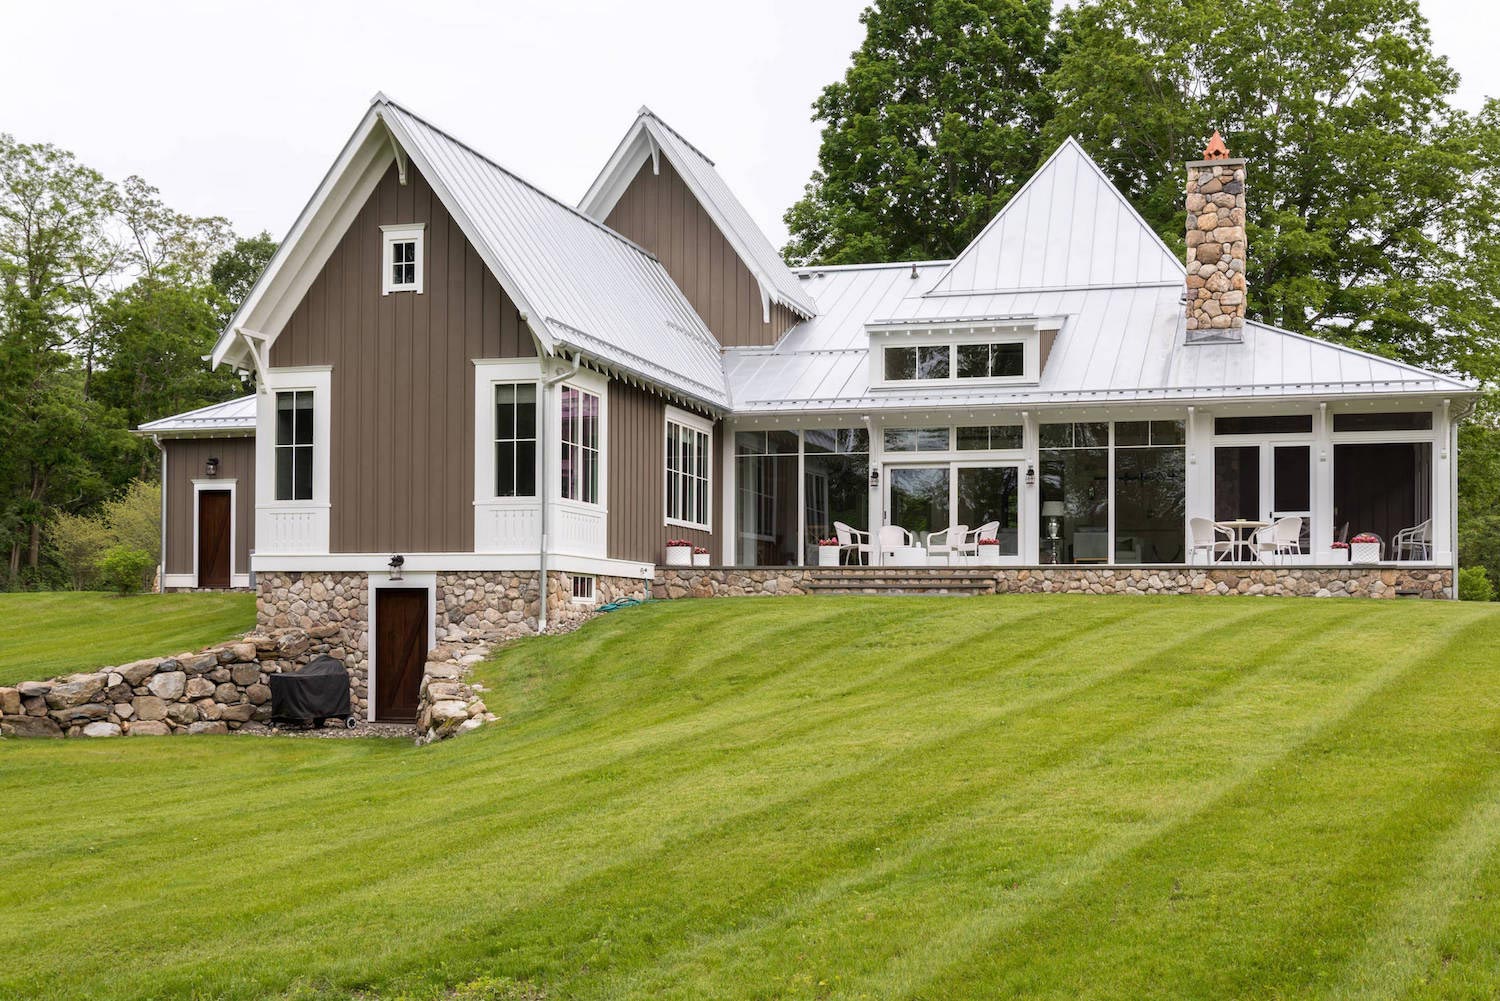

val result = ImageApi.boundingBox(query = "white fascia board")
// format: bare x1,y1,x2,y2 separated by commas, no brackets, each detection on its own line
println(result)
376,105,558,359
251,551,656,580
211,108,389,368
578,120,654,220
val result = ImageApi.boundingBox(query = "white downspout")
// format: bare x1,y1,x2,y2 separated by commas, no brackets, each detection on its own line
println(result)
537,353,582,633
153,435,167,593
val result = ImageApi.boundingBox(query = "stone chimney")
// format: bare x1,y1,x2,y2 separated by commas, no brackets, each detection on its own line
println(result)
1185,131,1247,340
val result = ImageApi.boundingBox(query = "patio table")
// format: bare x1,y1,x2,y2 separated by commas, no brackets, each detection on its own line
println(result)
1215,519,1269,562
885,546,927,567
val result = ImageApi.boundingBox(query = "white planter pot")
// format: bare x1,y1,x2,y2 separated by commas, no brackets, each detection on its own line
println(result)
978,544,1001,565
1327,547,1350,563
1351,542,1381,565
817,546,840,567
665,546,692,566
692,553,710,567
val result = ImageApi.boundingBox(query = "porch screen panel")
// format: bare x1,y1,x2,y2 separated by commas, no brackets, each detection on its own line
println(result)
1113,421,1185,564
1333,442,1433,558
1214,446,1260,522
735,431,799,566
803,428,868,563
1039,422,1109,564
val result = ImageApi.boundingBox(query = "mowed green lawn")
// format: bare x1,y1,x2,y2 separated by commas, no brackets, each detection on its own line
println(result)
0,591,256,686
5,594,1500,1000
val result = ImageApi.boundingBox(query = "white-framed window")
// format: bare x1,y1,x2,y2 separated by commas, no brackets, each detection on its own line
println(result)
494,382,538,497
571,574,596,603
381,223,425,294
870,325,1045,389
274,390,315,501
560,384,601,504
665,407,712,530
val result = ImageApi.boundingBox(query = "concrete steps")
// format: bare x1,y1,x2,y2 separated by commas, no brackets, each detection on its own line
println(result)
806,567,998,595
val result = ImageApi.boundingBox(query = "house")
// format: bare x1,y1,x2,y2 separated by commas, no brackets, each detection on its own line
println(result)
141,95,1474,720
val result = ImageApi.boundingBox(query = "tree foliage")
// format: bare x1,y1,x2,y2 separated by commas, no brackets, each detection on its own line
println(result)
783,0,1056,265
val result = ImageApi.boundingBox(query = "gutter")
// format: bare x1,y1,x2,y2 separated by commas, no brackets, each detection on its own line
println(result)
537,352,582,633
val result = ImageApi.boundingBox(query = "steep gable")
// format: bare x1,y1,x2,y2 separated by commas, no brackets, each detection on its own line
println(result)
927,138,1183,295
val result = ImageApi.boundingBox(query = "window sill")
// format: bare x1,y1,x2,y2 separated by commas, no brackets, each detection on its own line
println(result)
665,517,712,533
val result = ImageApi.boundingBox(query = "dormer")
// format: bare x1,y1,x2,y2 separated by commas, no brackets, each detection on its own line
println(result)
866,318,1063,391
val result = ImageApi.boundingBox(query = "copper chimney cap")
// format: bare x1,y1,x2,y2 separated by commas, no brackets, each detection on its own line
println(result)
1203,131,1230,160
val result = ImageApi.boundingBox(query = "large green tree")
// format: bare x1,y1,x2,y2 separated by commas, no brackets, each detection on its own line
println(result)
1045,0,1500,382
783,0,1055,265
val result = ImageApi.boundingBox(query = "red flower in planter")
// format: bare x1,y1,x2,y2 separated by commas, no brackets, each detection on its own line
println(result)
1351,533,1380,544
693,547,709,555
1330,541,1350,550
666,539,693,548
818,537,839,547
978,538,1000,546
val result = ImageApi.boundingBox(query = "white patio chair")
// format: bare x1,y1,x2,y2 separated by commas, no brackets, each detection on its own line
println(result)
1251,516,1303,564
1393,519,1432,561
833,521,873,566
878,525,916,563
923,525,969,566
963,521,1001,563
1189,518,1233,565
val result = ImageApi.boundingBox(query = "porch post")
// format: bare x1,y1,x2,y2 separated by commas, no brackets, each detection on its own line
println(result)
1185,406,1214,559
867,414,883,565
721,416,736,566
1312,402,1334,558
1022,411,1040,564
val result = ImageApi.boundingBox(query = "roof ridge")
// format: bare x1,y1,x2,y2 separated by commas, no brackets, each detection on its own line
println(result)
375,95,663,264
635,106,716,166
793,260,953,273
141,394,254,426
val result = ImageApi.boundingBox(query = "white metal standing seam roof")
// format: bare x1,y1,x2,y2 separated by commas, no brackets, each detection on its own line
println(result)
579,108,819,320
376,99,730,410
137,396,257,436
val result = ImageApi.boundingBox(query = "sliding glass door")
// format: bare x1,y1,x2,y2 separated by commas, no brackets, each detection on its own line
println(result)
884,462,1022,557
887,466,950,541
957,465,1020,555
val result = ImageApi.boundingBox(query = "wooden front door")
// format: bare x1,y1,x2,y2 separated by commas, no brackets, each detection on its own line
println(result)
196,490,232,588
375,588,427,722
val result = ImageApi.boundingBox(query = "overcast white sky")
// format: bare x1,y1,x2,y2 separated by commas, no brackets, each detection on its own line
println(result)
5,0,1497,251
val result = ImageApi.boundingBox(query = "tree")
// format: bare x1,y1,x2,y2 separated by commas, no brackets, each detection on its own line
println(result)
1045,0,1500,383
210,232,277,325
783,0,1056,265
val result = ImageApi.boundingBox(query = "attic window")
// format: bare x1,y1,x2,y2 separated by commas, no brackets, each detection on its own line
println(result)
381,224,425,294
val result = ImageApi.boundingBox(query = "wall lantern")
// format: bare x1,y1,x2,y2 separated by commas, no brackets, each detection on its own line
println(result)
204,457,220,478
388,554,405,582
869,465,880,488
1025,464,1036,488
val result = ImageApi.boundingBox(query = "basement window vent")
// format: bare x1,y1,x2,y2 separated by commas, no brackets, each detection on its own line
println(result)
571,575,596,604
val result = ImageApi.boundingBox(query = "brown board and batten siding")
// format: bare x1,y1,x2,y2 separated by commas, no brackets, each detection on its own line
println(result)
270,161,535,554
163,437,255,576
606,379,723,564
604,159,800,348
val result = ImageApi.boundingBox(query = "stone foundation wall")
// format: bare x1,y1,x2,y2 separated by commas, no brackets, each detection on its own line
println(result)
0,626,345,739
653,566,1454,600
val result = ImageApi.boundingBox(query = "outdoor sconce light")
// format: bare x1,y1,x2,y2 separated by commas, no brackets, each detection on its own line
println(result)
869,465,879,488
1025,464,1036,488
204,457,220,478
388,554,405,582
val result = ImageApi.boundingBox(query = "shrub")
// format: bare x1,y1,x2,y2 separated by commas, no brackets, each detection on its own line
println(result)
47,479,160,591
49,512,113,590
1458,566,1494,602
100,480,161,557
96,546,156,595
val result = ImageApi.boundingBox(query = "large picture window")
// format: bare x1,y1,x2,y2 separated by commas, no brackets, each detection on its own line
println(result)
274,390,314,501
735,430,799,566
666,416,711,529
494,383,537,498
560,386,600,504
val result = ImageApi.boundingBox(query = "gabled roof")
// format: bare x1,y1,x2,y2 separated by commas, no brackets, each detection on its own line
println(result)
210,95,729,411
579,107,818,320
927,137,1184,295
138,396,256,437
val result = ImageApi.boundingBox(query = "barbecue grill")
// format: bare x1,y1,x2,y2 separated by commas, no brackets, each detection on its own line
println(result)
268,655,357,729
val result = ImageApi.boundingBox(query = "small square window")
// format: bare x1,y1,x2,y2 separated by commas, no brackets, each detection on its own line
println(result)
571,575,595,603
381,224,425,294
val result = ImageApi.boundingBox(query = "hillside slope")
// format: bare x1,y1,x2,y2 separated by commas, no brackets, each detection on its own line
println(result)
3,594,1500,1000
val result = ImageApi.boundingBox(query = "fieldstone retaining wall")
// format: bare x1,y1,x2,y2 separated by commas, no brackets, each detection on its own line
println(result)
0,626,346,739
652,566,1454,600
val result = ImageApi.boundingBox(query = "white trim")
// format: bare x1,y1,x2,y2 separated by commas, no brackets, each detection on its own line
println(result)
664,404,714,532
366,572,438,723
554,368,609,513
473,358,546,552
256,367,333,554
190,479,238,589
252,551,656,580
381,223,425,294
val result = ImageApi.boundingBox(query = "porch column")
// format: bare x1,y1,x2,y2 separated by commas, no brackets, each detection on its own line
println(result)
721,416,736,565
867,414,884,564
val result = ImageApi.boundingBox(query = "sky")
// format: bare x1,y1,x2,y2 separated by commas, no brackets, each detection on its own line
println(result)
5,0,1498,252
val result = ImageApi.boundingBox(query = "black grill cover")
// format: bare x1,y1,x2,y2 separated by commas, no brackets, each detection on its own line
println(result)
268,655,351,724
